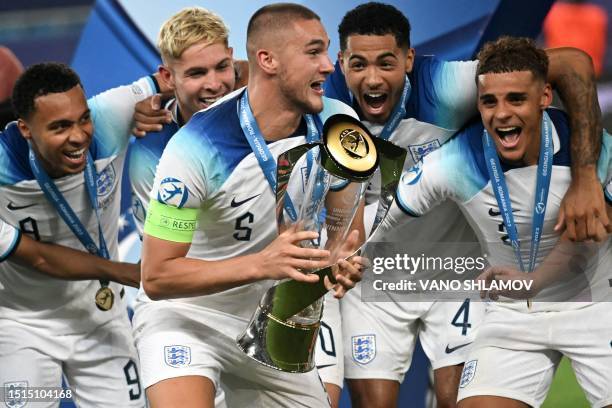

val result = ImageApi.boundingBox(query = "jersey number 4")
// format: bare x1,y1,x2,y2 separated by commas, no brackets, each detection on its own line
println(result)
451,299,472,336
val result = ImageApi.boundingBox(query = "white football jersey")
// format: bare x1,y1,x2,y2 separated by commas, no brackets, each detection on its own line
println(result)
139,91,358,320
0,77,156,332
387,108,612,312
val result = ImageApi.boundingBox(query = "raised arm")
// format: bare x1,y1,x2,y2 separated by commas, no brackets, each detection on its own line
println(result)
545,47,609,240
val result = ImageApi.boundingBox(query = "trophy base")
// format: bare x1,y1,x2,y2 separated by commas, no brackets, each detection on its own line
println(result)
236,303,320,373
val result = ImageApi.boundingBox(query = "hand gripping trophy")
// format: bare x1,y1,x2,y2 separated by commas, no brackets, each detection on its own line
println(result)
237,114,406,372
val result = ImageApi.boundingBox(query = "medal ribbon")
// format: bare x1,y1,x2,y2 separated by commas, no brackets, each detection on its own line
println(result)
482,111,553,274
29,148,111,290
238,89,322,222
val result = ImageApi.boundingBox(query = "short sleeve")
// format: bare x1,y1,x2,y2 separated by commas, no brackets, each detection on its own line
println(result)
88,76,157,158
143,126,209,243
0,218,20,262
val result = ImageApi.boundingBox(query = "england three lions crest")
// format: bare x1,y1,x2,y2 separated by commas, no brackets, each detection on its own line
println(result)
459,359,478,388
3,381,28,408
352,335,376,364
164,345,191,368
96,164,117,208
409,139,441,163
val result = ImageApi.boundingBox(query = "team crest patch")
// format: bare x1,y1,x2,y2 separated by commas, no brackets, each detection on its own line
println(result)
164,345,191,368
158,177,189,208
3,381,28,408
97,164,116,198
409,139,441,163
352,335,376,364
459,359,478,388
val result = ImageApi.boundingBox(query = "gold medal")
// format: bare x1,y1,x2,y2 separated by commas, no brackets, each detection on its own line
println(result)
95,287,114,311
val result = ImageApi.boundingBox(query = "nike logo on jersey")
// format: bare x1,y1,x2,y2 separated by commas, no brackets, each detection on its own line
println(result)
7,202,36,211
315,364,336,370
230,194,260,207
445,342,472,354
488,208,518,217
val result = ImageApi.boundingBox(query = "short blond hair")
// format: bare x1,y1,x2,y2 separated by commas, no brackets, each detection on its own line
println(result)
158,7,229,62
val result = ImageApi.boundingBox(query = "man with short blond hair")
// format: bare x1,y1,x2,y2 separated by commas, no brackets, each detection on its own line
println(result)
130,6,237,236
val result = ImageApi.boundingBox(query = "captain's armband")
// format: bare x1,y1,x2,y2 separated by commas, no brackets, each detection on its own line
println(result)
144,200,198,243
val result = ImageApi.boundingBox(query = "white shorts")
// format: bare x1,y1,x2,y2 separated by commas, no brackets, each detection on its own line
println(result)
0,314,144,407
342,283,484,382
132,301,330,407
315,292,344,388
457,302,612,408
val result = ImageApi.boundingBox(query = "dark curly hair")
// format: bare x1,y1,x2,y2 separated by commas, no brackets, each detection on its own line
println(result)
476,37,549,83
12,62,82,120
338,2,411,52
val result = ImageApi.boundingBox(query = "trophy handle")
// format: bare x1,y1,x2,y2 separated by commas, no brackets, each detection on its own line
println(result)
370,138,407,236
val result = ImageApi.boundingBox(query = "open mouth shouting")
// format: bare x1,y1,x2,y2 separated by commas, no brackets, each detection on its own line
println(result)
310,80,324,96
360,91,390,120
496,126,522,149
63,147,87,165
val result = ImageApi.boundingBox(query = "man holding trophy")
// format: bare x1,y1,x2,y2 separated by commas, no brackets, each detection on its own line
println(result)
136,4,380,407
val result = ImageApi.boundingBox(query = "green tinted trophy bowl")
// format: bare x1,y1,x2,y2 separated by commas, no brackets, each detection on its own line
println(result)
236,114,406,373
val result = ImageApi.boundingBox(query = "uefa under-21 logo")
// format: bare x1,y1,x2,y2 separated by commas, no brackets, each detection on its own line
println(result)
164,345,191,368
158,177,189,208
352,334,376,364
401,161,423,186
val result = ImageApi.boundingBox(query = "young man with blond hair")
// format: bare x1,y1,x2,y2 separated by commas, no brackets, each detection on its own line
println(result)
130,7,239,235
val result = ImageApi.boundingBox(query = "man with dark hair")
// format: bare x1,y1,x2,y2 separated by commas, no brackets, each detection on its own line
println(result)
0,62,161,407
323,3,608,408
136,3,364,407
380,35,611,408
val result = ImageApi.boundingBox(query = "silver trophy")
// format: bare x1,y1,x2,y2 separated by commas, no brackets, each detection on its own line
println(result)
237,114,406,372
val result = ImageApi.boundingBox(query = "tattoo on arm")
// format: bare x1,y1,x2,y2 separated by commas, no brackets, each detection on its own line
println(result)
555,70,602,169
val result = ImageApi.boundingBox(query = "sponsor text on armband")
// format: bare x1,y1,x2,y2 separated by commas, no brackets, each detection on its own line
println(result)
144,200,198,243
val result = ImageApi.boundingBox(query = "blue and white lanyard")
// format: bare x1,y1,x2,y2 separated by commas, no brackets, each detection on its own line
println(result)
29,148,110,262
238,90,322,222
482,112,553,273
350,75,410,141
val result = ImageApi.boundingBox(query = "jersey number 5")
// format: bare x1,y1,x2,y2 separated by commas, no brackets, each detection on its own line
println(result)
233,212,254,241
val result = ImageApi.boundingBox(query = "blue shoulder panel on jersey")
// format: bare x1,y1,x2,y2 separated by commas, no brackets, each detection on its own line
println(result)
129,122,179,184
0,122,34,186
165,92,252,194
547,107,571,167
